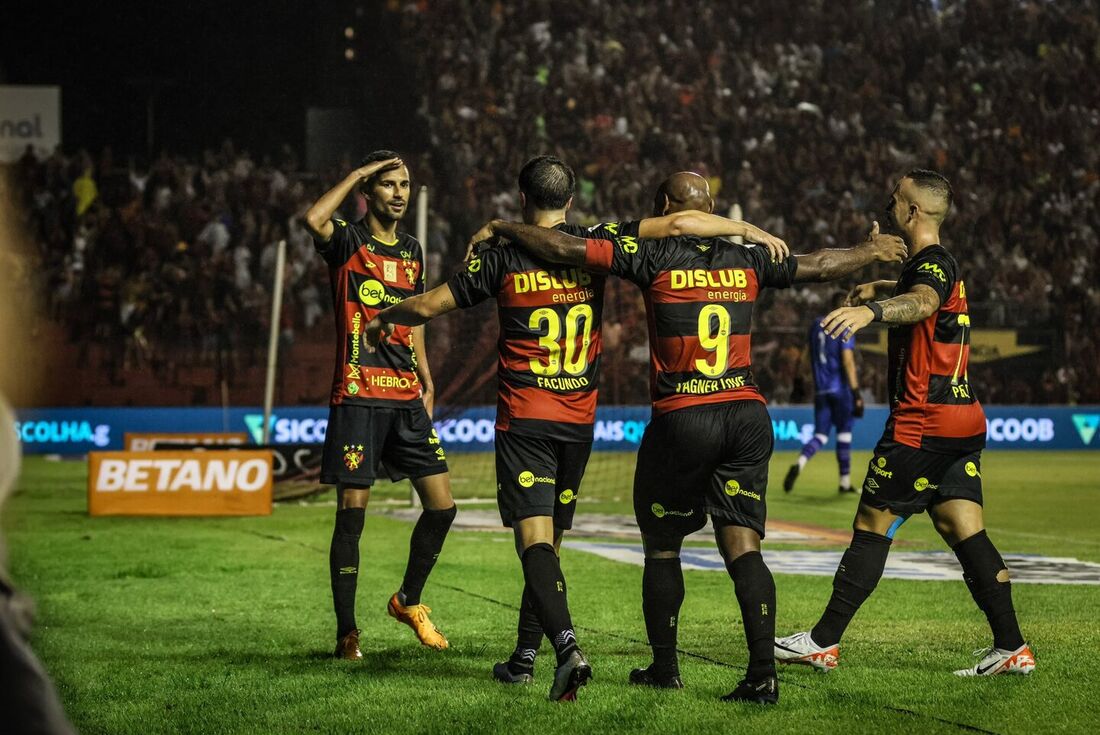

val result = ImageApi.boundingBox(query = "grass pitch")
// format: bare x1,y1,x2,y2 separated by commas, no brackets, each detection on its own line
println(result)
5,451,1100,734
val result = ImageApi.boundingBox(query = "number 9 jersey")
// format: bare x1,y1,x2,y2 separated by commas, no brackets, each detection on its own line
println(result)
583,233,798,415
448,223,638,442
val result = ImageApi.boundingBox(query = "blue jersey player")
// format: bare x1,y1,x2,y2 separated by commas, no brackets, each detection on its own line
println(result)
784,292,864,494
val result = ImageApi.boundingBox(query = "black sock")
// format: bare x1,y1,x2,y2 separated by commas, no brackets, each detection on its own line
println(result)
642,557,684,676
953,530,1025,651
811,529,892,647
330,507,365,638
521,543,577,666
400,504,456,606
508,584,543,674
727,551,777,680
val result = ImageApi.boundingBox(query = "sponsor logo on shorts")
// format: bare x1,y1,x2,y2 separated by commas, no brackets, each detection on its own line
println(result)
343,444,365,471
913,476,939,492
518,471,554,488
650,503,694,519
723,479,761,501
428,429,441,445
870,456,893,479
559,488,576,504
965,461,980,477
435,447,446,461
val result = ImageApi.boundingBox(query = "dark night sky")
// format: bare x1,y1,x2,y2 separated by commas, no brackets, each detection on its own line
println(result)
1,1,416,160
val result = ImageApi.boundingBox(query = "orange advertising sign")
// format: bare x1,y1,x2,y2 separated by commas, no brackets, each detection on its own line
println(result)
123,432,249,451
87,451,273,516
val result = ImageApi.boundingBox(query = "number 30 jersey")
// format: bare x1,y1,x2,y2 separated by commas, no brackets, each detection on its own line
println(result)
448,222,639,442
584,234,798,416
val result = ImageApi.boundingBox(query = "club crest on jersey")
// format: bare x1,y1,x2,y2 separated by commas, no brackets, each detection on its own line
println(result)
405,267,417,284
343,444,365,471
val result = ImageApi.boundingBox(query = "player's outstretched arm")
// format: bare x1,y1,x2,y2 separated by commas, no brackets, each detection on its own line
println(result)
303,156,402,241
821,284,942,340
793,221,907,283
468,220,588,266
846,280,898,305
639,211,790,261
364,283,458,350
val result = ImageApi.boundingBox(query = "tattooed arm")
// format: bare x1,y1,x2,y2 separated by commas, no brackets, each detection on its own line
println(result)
820,284,942,340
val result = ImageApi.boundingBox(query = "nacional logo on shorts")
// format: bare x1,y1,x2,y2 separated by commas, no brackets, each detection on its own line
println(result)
723,479,762,501
518,471,553,488
913,477,939,492
965,461,980,477
650,503,693,519
343,444,365,471
559,489,576,504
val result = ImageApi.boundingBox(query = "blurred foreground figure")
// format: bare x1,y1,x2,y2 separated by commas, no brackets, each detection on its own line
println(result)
0,173,77,734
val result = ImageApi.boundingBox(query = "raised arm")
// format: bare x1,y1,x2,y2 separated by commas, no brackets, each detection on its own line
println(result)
364,283,458,349
468,221,588,266
820,284,942,341
793,222,907,283
638,211,789,260
303,156,402,241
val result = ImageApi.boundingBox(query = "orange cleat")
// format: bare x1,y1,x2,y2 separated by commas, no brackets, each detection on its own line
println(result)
387,593,449,650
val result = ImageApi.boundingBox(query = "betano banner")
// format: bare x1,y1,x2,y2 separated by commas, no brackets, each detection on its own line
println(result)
87,450,273,516
17,406,1100,454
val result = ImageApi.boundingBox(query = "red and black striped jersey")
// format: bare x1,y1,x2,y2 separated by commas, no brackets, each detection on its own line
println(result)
584,234,797,415
448,222,638,441
884,245,986,453
315,218,425,408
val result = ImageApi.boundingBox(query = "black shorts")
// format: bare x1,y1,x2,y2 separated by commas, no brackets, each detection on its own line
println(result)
495,430,592,530
860,438,983,515
320,403,448,486
633,400,773,538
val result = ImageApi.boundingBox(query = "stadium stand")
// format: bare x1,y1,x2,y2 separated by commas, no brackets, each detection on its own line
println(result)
8,0,1099,407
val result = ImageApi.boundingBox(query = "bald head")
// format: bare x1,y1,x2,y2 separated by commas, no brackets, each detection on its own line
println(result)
653,171,714,216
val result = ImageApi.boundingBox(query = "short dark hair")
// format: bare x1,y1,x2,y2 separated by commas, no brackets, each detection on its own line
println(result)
358,149,402,187
905,168,953,211
518,155,575,210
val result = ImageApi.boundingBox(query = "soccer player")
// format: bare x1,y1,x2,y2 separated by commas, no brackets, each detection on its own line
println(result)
303,151,457,661
465,171,907,704
363,156,787,700
774,170,1035,677
784,291,866,494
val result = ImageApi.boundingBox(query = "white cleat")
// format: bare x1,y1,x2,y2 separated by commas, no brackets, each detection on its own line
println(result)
774,631,839,672
954,644,1035,677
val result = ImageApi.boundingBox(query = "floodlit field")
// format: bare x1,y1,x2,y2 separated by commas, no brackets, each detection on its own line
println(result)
6,451,1100,734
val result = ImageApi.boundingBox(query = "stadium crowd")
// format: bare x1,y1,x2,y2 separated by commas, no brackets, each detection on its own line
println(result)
8,0,1099,404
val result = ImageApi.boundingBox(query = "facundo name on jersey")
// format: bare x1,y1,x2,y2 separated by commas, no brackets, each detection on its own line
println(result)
536,376,590,391
514,268,592,294
675,375,746,395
